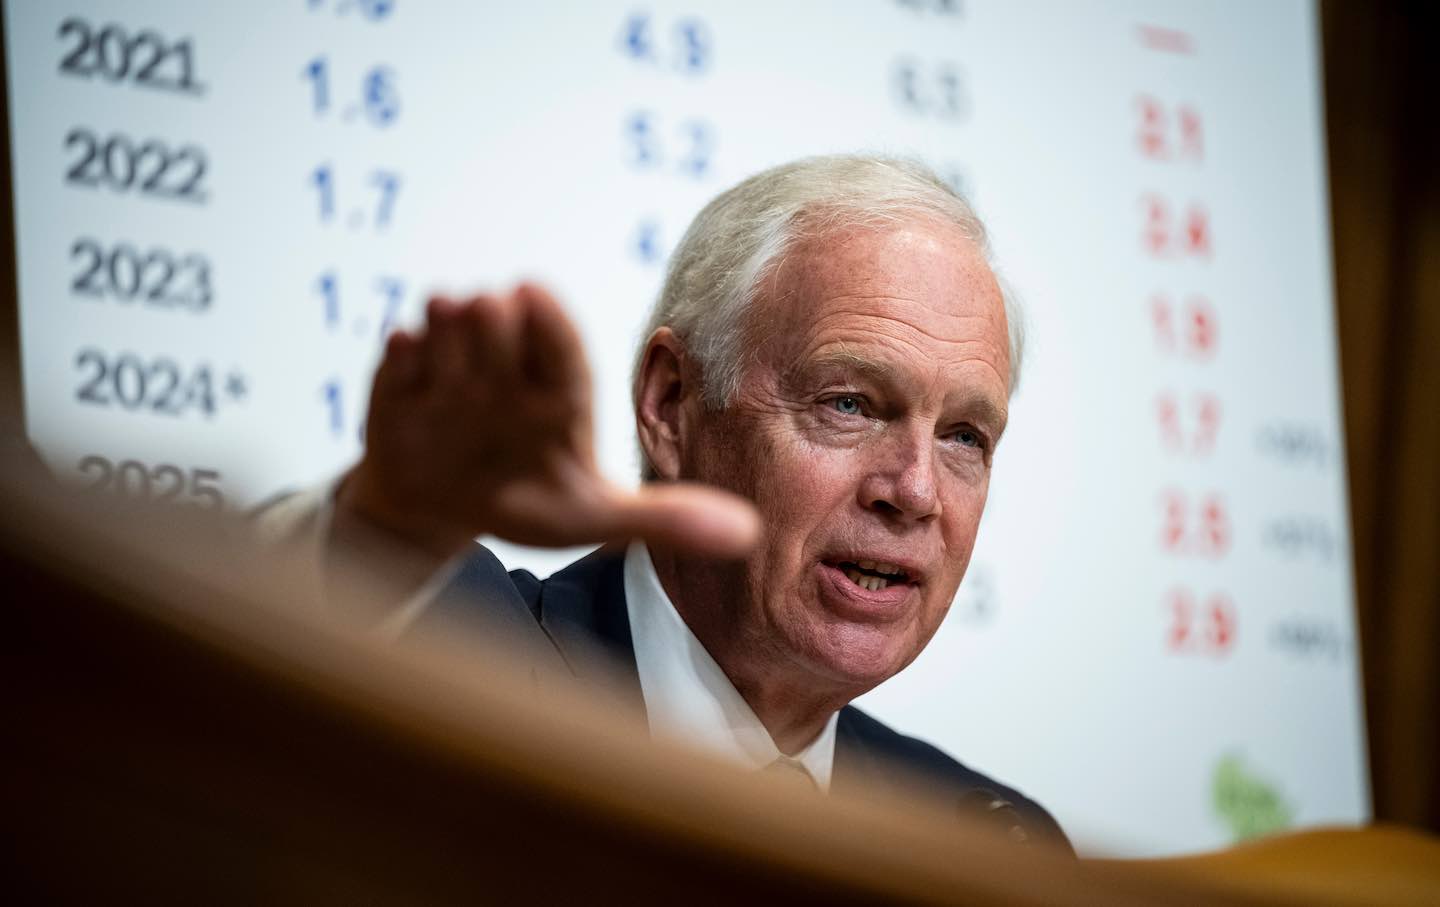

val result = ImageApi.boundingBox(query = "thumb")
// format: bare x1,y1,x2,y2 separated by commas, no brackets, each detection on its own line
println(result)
604,482,761,559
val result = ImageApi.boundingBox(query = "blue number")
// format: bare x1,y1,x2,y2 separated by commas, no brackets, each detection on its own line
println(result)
674,19,710,74
311,0,394,20
303,56,328,116
678,120,712,178
626,111,658,167
375,277,404,338
322,378,343,436
369,170,400,228
310,164,334,221
363,66,400,126
619,12,653,60
357,0,394,20
316,271,339,329
634,219,661,264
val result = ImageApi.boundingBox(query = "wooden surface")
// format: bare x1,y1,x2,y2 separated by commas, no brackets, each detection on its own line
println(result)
1322,0,1440,835
3,472,1379,905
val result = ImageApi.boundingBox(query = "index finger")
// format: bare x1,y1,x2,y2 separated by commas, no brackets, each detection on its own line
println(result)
514,282,589,390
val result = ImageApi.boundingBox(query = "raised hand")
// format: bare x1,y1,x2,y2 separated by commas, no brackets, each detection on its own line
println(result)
337,284,759,560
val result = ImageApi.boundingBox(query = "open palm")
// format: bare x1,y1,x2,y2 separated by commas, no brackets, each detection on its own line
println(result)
339,284,757,559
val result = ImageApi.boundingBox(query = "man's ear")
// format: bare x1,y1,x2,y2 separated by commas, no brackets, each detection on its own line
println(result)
634,328,695,481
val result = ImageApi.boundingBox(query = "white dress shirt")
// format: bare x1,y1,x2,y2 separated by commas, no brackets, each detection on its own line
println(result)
623,541,838,790
256,485,839,788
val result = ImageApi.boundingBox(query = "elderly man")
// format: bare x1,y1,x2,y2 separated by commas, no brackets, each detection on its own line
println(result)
280,155,1067,848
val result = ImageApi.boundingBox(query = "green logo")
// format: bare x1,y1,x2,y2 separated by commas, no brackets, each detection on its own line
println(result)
1212,753,1294,842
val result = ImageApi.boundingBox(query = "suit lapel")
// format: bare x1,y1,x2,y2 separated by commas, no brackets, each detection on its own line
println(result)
534,546,645,708
832,707,886,798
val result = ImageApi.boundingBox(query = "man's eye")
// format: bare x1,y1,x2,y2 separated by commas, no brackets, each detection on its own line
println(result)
954,428,983,448
832,396,863,416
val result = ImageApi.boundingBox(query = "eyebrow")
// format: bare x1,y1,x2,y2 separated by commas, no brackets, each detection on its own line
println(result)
797,350,1010,435
803,350,899,382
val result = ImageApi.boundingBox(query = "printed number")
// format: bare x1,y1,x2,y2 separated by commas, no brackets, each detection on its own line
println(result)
73,349,231,417
307,0,394,21
895,0,964,15
70,238,211,311
1136,95,1203,162
1142,195,1210,259
1151,294,1217,357
303,56,400,126
78,455,223,509
624,112,714,178
893,58,968,120
310,164,400,228
1166,589,1236,655
1160,489,1231,557
64,128,207,203
633,218,664,264
618,13,711,74
320,377,364,442
316,271,405,338
1262,517,1338,562
1257,423,1330,469
57,18,204,94
1156,392,1221,454
1270,619,1343,661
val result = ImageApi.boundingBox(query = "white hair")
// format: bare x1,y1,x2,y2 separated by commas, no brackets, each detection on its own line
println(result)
632,153,1025,434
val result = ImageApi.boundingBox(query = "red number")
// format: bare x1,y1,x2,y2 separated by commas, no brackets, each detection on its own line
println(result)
1135,96,1203,163
1194,393,1221,452
1178,104,1204,161
1151,295,1218,358
1156,392,1222,453
1184,205,1211,258
1157,393,1183,450
1185,296,1218,356
1159,490,1230,556
1205,594,1236,652
1198,493,1230,556
1167,588,1236,655
1167,587,1194,649
1143,194,1170,255
1137,94,1167,159
1141,197,1211,259
1150,293,1175,349
1161,489,1188,551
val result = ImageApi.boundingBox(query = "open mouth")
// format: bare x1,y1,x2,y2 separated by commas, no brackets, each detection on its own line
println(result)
832,559,911,592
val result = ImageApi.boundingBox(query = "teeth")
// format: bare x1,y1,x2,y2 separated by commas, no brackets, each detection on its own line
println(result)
858,559,876,571
876,562,897,575
851,574,889,592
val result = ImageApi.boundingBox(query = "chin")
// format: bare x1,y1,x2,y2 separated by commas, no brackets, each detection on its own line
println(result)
794,618,916,692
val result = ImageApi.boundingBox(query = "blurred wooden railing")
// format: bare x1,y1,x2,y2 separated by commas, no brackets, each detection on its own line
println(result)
4,470,1439,905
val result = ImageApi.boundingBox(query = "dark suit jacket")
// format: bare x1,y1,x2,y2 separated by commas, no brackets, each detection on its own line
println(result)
416,543,1071,852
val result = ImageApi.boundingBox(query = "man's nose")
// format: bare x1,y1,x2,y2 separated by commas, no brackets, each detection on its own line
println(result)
857,429,941,523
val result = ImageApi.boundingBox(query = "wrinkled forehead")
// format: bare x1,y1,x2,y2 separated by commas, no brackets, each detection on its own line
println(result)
749,218,1009,362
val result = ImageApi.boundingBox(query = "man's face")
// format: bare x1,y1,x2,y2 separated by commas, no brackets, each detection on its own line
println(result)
684,218,1011,697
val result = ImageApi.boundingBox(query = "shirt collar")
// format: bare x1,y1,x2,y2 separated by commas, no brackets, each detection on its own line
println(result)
622,541,838,790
